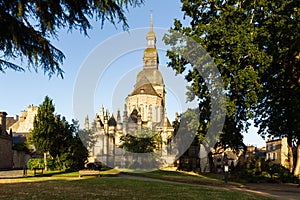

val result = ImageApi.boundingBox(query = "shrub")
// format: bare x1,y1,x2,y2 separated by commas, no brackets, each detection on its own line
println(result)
27,158,44,170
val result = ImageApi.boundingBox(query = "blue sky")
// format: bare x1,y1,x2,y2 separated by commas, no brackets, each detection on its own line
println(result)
0,0,265,147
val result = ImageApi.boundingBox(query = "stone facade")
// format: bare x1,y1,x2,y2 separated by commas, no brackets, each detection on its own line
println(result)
266,137,289,168
8,105,38,134
8,105,38,143
0,112,13,169
13,150,31,169
85,17,175,168
0,135,13,169
5,106,38,169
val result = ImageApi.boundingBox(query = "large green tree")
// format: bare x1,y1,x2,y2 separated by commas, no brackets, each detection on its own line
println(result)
120,128,162,153
0,0,143,77
164,0,300,175
29,96,56,154
252,0,300,175
29,95,56,170
164,0,264,156
29,96,88,170
119,128,163,169
56,119,88,171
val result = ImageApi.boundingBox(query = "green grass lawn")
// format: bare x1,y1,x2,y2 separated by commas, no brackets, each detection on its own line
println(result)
0,171,272,200
123,169,242,187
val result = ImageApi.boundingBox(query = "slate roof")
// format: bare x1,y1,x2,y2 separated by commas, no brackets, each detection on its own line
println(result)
108,115,117,126
6,117,17,130
130,83,159,97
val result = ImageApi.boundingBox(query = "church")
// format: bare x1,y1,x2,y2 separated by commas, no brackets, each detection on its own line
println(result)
84,16,175,168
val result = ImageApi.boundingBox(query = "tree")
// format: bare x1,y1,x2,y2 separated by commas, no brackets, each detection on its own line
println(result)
164,0,262,161
164,0,300,175
29,96,88,171
173,109,202,171
29,96,56,154
0,0,144,77
252,0,300,175
57,119,88,171
29,95,56,170
119,128,162,169
119,128,162,153
12,142,31,153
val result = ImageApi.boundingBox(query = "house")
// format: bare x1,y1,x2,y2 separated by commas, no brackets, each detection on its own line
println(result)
265,137,289,168
6,106,38,168
210,145,266,173
211,146,245,173
7,105,38,144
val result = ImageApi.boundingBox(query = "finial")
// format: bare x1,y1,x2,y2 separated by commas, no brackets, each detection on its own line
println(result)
150,11,153,32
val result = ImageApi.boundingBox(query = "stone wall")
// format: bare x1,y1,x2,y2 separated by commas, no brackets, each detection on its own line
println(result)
0,135,13,169
13,150,31,168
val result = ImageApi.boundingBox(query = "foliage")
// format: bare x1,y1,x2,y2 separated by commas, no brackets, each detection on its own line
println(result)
27,158,45,170
119,128,163,169
251,0,300,175
0,0,144,77
172,109,201,171
28,96,56,154
27,157,58,171
233,157,298,183
164,0,300,174
12,142,30,153
78,128,97,150
29,96,88,171
119,128,162,153
164,0,261,155
58,133,89,171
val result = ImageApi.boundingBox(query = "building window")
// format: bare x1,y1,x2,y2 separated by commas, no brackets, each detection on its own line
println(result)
273,152,277,160
273,144,276,150
267,144,272,151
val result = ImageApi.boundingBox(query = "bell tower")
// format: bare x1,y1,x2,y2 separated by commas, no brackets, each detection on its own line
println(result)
143,14,159,69
126,14,166,123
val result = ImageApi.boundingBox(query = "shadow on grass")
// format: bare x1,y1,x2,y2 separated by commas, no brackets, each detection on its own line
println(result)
32,169,121,178
121,169,243,187
0,175,272,200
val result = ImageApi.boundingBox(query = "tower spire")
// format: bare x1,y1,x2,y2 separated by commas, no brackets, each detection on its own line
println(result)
146,12,156,49
143,12,158,69
150,12,153,32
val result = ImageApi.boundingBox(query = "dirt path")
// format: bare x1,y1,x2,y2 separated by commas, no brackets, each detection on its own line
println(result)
0,170,25,178
117,173,300,200
243,183,300,200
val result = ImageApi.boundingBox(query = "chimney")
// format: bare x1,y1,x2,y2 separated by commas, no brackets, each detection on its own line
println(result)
0,112,8,133
14,114,19,121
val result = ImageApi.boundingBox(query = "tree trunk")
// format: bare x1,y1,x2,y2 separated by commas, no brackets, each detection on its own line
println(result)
293,143,300,176
199,145,210,172
287,136,294,173
208,152,214,173
44,152,47,171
